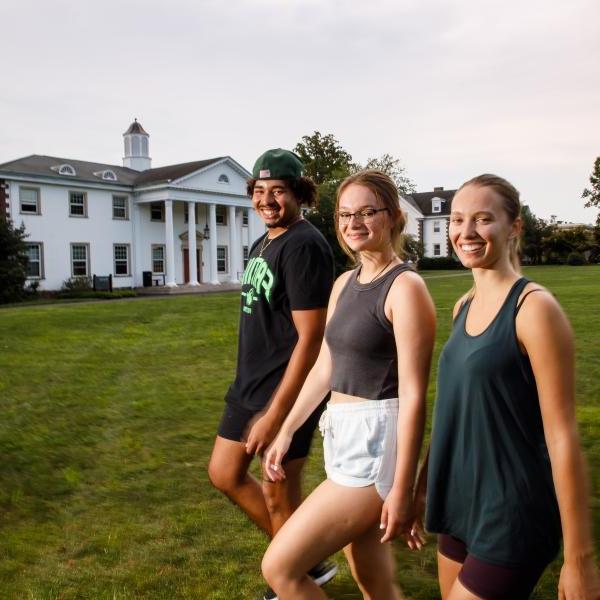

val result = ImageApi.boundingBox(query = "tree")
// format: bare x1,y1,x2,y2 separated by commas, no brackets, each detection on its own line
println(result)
296,132,417,274
295,132,356,274
541,225,593,264
582,156,600,224
294,131,354,185
521,205,550,264
360,153,416,195
0,218,28,303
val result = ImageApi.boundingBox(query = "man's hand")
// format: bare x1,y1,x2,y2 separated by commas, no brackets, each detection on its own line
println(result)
245,413,281,456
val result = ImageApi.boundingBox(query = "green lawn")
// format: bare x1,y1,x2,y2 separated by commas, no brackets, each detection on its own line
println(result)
0,265,598,599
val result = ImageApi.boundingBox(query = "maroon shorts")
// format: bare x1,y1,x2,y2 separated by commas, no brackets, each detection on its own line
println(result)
438,534,549,600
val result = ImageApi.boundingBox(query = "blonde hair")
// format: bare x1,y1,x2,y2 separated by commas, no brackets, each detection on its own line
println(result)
335,169,407,263
457,174,522,272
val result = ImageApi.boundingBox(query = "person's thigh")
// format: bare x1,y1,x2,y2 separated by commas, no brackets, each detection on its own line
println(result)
438,551,466,600
263,479,383,578
455,555,548,600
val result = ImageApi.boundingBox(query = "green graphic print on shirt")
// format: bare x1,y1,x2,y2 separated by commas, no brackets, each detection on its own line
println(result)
241,256,275,314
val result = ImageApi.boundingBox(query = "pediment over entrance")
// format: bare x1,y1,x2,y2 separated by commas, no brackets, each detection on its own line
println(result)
179,230,205,242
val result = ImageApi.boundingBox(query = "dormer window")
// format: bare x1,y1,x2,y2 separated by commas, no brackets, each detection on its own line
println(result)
59,164,76,176
432,199,442,213
93,169,118,181
218,174,230,184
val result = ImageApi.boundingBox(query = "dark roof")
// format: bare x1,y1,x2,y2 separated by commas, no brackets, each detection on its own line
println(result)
133,157,226,185
123,119,149,135
0,154,139,185
0,154,232,188
404,188,456,216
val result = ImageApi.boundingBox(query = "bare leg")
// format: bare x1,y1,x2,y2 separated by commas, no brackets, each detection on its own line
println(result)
207,436,272,535
446,577,483,600
262,479,386,600
344,523,403,600
438,551,466,600
262,457,305,535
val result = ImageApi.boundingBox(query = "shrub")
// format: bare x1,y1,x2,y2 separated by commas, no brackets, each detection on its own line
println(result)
417,256,464,270
58,290,137,300
0,218,28,303
567,252,586,266
61,276,93,292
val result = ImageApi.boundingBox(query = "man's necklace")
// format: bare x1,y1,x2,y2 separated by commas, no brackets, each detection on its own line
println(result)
258,234,275,257
257,218,302,258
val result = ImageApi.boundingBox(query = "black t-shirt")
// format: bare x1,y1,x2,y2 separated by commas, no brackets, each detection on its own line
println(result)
226,219,334,411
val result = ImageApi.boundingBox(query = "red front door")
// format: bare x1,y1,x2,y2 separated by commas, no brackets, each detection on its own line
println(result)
183,249,202,283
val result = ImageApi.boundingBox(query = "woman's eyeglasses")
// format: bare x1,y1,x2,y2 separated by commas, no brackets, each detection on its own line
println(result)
336,208,388,224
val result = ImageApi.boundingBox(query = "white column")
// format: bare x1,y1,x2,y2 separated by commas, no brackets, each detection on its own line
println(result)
236,208,245,274
187,201,199,286
165,200,177,287
209,203,219,284
228,205,239,283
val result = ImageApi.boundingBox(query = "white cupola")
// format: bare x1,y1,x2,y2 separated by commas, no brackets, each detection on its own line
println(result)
123,119,151,171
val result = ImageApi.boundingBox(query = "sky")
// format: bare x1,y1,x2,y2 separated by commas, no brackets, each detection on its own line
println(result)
1,0,599,223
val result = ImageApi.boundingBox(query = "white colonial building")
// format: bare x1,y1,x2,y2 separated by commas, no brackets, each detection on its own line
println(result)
400,187,456,257
0,120,264,290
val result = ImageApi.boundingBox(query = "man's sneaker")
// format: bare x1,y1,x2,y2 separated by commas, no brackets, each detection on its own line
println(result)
308,560,338,586
262,560,338,599
263,586,277,600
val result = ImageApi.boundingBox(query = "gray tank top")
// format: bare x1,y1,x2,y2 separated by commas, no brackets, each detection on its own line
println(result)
324,263,415,399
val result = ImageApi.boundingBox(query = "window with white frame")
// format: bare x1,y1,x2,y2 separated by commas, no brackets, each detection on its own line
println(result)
112,195,128,220
243,246,249,268
242,209,248,226
102,170,117,181
433,220,440,233
20,187,41,214
216,205,227,226
59,164,76,176
25,242,43,278
71,243,90,276
432,199,441,213
114,244,130,276
69,191,87,217
218,174,229,184
433,244,441,256
152,245,165,273
217,246,228,272
150,202,164,221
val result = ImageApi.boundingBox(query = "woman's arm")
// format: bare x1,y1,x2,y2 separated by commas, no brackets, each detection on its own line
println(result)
517,290,600,599
380,272,436,544
263,271,352,481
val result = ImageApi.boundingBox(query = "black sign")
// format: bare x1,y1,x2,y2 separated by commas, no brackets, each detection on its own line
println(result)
93,275,113,292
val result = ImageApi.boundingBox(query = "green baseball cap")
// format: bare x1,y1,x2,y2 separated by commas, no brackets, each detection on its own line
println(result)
252,148,304,179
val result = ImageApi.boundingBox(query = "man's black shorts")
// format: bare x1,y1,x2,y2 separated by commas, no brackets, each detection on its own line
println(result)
217,397,327,463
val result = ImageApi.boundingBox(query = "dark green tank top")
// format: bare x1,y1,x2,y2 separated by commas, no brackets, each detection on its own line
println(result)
426,277,561,567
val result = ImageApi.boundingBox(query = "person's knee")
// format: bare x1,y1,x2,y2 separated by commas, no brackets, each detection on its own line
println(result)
207,458,240,495
262,545,293,589
262,480,290,515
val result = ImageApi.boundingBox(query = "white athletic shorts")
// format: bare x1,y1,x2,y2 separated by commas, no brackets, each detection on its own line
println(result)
319,398,398,500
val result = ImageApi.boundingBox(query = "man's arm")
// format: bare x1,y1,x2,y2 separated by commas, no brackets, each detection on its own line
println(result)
245,307,327,455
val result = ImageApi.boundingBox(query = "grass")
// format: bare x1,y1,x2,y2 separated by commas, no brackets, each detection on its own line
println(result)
0,265,598,599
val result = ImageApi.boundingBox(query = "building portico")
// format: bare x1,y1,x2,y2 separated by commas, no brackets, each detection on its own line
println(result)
0,120,264,290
